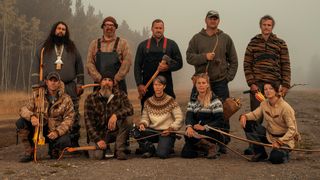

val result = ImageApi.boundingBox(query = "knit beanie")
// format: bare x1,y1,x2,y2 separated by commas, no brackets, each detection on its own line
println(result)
101,16,118,29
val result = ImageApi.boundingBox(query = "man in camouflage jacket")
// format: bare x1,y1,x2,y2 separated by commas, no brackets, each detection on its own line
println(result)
16,72,74,162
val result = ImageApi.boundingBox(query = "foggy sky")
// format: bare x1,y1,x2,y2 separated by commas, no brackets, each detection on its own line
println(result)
82,0,320,90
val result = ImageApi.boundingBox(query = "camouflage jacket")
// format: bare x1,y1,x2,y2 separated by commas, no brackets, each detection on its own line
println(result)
19,88,74,136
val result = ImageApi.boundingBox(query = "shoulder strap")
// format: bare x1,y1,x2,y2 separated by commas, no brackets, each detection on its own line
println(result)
146,37,167,53
113,37,120,52
146,38,151,53
97,38,101,52
162,37,167,54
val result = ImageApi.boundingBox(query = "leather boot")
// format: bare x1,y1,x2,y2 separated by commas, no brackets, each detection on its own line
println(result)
18,129,34,162
195,139,217,159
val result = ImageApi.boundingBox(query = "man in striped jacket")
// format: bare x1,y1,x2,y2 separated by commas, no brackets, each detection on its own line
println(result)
243,15,291,154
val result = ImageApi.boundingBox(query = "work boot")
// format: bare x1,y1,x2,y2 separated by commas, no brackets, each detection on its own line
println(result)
19,154,33,163
195,139,218,159
141,152,153,158
218,145,227,154
49,149,60,159
116,151,127,160
244,144,254,155
104,146,114,159
251,151,268,162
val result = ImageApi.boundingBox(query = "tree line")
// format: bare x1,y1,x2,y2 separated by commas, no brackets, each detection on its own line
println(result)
0,0,149,92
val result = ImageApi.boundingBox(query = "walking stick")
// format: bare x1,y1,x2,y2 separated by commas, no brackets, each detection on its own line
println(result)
33,48,46,162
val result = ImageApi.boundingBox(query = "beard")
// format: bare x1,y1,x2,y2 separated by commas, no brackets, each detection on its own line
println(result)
100,85,113,97
53,35,67,45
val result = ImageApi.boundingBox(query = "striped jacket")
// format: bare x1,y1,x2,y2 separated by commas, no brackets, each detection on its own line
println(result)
84,89,133,143
244,33,291,88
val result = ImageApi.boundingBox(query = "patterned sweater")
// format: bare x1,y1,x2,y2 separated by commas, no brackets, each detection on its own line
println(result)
244,33,291,88
139,94,183,131
185,93,224,129
84,89,134,143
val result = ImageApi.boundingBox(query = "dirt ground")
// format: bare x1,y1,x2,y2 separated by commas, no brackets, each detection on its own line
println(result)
1,89,320,180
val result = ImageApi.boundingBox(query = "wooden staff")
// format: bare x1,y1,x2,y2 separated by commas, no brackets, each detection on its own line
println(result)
33,47,46,162
205,125,320,153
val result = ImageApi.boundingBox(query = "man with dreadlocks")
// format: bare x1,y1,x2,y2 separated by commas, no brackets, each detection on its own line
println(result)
31,21,84,147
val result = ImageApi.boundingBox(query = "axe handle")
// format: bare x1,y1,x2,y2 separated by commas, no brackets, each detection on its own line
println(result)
80,84,100,89
144,70,160,91
143,60,167,92
67,146,97,152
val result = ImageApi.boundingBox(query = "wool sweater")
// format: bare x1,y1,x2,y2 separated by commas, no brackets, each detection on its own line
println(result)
185,93,224,128
244,33,291,88
244,97,299,148
139,94,183,131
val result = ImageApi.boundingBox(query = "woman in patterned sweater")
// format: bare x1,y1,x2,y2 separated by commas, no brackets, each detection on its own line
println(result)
136,75,183,159
181,73,224,159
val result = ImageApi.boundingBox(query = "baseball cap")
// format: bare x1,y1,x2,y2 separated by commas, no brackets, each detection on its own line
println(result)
46,72,61,81
206,10,220,19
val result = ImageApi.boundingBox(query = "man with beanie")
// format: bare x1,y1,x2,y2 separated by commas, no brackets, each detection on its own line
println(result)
134,19,183,110
16,72,74,162
186,10,238,153
31,21,84,148
86,16,132,93
84,72,134,160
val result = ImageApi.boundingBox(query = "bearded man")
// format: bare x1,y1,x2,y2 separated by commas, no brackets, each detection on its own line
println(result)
84,72,134,160
31,21,84,147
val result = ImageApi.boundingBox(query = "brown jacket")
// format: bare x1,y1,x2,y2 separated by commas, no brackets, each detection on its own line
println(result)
19,85,74,136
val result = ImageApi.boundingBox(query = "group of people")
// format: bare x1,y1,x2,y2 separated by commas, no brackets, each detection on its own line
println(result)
16,10,300,165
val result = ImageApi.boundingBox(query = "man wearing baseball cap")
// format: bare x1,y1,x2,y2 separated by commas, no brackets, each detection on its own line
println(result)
16,71,75,162
86,16,132,94
186,10,238,154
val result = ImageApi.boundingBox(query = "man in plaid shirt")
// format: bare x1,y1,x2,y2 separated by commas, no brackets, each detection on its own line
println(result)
84,72,133,160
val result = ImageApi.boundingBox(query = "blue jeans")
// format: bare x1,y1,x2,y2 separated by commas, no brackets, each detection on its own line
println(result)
135,128,176,159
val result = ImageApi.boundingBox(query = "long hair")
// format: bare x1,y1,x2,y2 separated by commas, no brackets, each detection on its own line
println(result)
195,73,212,108
43,21,76,53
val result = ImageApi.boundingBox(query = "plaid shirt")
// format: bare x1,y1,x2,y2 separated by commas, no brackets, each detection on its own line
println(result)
84,89,133,143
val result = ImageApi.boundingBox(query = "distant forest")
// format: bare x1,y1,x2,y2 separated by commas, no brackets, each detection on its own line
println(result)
0,0,150,91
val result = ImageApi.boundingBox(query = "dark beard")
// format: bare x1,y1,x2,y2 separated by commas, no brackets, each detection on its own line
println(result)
53,35,67,45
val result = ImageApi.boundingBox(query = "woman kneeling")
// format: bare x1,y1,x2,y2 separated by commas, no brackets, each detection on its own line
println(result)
135,76,183,159
181,73,225,159
240,83,300,164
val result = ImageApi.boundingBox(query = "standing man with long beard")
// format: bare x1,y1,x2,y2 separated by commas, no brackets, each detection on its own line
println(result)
86,16,132,93
31,21,84,147
134,19,183,110
186,10,238,153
